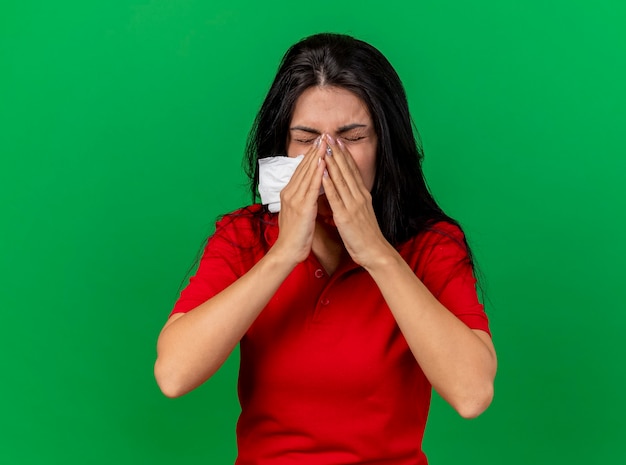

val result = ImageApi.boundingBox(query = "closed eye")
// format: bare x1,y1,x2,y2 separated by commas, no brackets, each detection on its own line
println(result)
341,136,365,142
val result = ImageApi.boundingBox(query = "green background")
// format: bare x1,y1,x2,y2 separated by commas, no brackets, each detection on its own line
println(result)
1,1,625,463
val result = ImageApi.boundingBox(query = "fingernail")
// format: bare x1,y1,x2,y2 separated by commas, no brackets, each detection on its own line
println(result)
337,138,344,148
323,169,329,178
318,157,321,166
315,136,321,148
326,134,335,145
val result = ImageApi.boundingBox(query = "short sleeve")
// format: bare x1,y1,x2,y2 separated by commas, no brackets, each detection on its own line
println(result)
408,222,490,336
170,209,265,316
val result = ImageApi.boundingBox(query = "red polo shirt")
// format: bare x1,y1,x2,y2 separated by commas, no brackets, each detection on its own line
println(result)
171,205,490,465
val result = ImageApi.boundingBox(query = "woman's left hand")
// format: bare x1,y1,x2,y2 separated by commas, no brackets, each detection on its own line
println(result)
322,137,496,419
321,135,393,268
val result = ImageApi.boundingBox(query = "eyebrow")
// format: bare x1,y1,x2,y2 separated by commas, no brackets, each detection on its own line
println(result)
289,123,368,134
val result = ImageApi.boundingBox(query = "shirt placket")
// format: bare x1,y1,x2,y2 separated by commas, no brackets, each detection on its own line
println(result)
307,256,360,324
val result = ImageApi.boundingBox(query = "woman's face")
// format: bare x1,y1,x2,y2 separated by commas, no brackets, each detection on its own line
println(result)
286,86,378,191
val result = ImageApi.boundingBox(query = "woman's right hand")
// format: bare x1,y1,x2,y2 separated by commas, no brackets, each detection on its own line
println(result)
271,137,326,264
156,138,328,398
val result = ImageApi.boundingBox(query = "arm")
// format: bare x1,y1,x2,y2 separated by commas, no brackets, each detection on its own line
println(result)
364,246,496,418
155,248,296,398
322,136,496,418
155,141,328,398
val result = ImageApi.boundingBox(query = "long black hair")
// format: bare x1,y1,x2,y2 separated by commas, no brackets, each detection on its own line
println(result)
245,32,461,247
179,33,484,299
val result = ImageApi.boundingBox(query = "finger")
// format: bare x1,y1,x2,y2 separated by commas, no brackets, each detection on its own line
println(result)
321,166,346,212
323,144,351,202
324,136,361,199
282,138,325,205
292,135,322,172
287,136,323,188
335,138,368,191
297,140,326,197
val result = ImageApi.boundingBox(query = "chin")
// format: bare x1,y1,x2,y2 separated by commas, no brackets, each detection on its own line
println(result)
319,215,336,228
316,209,336,228
316,196,335,224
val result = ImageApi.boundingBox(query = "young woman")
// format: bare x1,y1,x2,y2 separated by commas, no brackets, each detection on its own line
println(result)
155,33,496,465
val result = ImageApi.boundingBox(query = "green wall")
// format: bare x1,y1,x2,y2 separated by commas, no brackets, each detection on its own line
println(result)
1,1,625,463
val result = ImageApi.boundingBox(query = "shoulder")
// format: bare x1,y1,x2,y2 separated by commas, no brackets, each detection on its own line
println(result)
398,220,472,276
401,220,468,254
215,204,265,230
211,204,278,249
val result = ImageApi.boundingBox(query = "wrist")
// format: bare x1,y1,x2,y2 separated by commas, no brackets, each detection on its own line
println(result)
361,242,403,274
265,241,302,271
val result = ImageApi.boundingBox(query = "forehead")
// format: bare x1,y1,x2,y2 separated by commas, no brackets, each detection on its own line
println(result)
290,86,371,128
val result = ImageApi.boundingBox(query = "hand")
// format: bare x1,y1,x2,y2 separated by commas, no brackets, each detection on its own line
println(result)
321,135,392,268
271,138,327,264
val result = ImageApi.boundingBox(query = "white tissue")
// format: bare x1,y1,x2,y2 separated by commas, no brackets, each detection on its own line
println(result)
258,155,304,213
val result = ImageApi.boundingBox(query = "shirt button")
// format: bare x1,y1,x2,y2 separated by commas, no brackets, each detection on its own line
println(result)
320,297,330,306
314,268,325,278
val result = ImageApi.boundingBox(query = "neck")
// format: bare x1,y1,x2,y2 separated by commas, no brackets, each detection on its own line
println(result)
311,221,347,276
